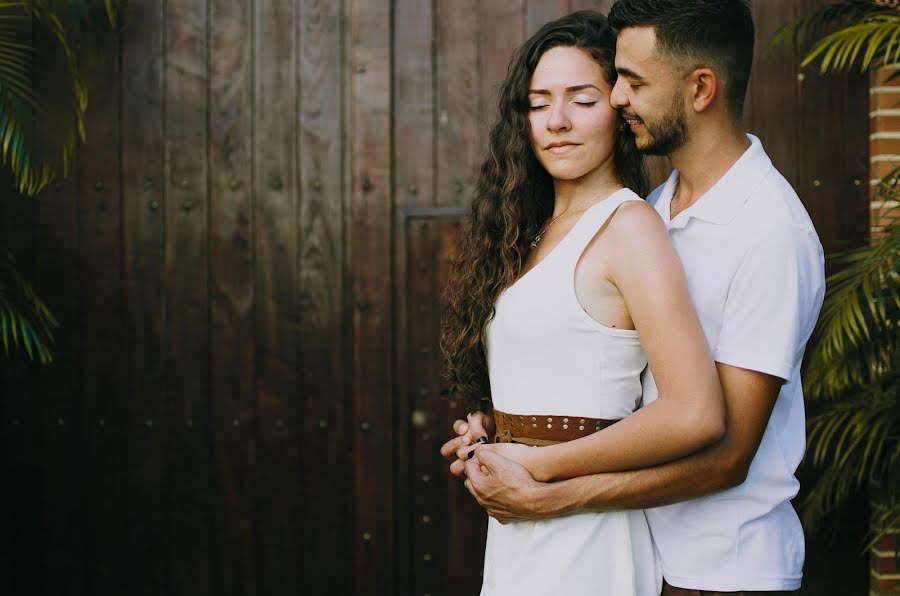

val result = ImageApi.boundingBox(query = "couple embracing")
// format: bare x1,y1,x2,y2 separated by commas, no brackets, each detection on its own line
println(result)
440,1,824,595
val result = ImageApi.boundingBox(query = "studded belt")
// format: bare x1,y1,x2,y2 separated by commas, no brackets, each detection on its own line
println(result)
492,409,619,447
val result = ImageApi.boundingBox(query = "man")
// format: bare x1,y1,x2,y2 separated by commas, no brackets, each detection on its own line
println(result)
441,1,825,594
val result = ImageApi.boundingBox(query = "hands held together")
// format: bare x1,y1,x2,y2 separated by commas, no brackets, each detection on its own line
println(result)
439,411,546,524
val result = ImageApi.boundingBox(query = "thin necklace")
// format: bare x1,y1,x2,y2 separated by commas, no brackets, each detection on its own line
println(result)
530,183,622,249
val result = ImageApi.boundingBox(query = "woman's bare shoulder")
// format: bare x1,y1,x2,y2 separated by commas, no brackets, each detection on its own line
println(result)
606,198,667,238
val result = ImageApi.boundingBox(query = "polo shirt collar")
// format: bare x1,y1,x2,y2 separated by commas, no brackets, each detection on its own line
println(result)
658,134,773,229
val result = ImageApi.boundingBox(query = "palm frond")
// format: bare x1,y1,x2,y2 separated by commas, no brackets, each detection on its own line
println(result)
802,14,900,72
0,248,57,363
801,375,900,533
767,0,895,59
0,1,85,195
803,169,899,398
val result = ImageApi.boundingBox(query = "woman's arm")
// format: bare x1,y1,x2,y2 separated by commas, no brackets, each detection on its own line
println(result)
476,201,725,482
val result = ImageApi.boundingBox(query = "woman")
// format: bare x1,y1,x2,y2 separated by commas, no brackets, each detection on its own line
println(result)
440,11,724,596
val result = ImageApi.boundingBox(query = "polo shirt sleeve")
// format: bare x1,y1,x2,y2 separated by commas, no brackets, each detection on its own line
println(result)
713,224,825,382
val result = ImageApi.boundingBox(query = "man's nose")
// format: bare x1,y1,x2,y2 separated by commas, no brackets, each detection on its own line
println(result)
610,78,628,108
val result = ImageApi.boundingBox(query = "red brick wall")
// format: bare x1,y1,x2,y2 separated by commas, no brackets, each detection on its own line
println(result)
867,68,899,595
870,68,900,237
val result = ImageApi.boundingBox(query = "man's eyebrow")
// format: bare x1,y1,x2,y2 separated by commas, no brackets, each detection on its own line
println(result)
527,84,602,95
615,67,644,81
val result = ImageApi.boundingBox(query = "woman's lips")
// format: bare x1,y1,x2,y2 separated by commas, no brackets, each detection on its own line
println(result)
545,142,580,155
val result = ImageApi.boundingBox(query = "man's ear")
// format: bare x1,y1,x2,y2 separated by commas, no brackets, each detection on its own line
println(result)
689,67,718,113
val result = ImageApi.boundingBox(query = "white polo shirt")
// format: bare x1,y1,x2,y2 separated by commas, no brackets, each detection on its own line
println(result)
641,134,825,591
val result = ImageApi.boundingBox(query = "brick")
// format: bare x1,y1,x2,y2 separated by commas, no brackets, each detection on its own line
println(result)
871,137,900,155
870,159,900,180
873,553,900,574
870,90,900,111
871,114,900,134
869,573,900,592
876,533,899,553
871,67,900,87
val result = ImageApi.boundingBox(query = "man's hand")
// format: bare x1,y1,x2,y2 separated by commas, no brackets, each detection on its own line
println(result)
463,449,545,524
440,411,494,477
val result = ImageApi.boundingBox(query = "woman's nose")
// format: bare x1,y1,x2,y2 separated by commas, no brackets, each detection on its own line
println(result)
547,102,571,131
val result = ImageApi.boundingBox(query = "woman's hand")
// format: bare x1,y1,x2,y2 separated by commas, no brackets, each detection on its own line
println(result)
440,411,495,477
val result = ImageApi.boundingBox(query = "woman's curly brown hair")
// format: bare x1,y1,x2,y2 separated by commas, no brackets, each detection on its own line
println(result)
440,10,648,412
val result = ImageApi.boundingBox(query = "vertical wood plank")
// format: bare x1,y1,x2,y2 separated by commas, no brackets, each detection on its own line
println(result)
406,218,440,596
34,159,84,596
405,217,485,596
347,0,393,592
478,0,525,187
37,218,85,596
747,1,801,185
78,35,126,595
435,0,479,207
432,219,488,596
22,20,86,594
165,0,212,592
526,0,571,37
120,0,168,592
253,0,301,594
208,1,256,593
2,171,42,595
394,0,434,209
297,0,350,593
392,1,435,591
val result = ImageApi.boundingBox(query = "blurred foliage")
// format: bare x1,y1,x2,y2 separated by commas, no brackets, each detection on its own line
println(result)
0,0,121,363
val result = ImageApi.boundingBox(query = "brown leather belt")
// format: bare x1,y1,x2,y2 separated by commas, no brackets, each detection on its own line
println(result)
492,409,619,447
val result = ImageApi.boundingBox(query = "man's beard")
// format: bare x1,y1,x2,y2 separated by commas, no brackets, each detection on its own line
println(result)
634,94,689,156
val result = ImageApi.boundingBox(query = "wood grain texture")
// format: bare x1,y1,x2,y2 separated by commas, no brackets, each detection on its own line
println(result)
526,0,571,36
1,165,41,594
253,0,301,594
392,1,436,591
165,0,212,592
404,216,486,596
347,0,393,592
34,66,84,596
120,0,168,592
298,0,351,592
475,0,524,213
77,35,125,595
435,0,479,207
208,1,256,593
394,0,434,209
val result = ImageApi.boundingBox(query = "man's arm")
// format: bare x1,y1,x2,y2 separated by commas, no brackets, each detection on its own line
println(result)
464,363,781,522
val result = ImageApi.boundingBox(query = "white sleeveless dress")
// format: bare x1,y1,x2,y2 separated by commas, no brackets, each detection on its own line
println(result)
480,189,662,596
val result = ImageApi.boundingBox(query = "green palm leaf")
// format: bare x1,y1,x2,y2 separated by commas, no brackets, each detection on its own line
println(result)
802,14,900,72
0,1,85,195
0,248,57,363
768,1,900,73
803,171,899,399
802,376,900,537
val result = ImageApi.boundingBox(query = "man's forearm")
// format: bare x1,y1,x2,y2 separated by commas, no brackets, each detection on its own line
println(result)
531,442,741,516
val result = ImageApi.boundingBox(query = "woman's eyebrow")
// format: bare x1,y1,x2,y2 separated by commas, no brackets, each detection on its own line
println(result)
527,84,602,95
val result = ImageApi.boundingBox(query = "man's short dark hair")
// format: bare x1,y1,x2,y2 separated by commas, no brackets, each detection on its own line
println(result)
608,0,754,121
